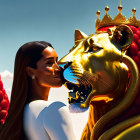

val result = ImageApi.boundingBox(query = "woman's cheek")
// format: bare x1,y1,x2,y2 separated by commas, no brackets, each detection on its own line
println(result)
44,67,54,74
46,67,54,72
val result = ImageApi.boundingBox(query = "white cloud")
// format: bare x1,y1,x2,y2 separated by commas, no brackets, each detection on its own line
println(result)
5,88,11,101
0,70,13,80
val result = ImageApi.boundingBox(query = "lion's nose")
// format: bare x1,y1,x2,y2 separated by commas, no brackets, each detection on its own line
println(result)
58,61,80,84
58,61,72,69
64,62,72,68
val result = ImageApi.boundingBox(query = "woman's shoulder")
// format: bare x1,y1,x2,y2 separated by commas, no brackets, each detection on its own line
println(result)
24,100,76,140
24,100,67,118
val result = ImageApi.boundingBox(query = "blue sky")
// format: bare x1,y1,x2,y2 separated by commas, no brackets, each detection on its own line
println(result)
0,0,140,72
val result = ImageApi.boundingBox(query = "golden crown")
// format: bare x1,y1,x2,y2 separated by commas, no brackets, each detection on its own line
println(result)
95,5,140,31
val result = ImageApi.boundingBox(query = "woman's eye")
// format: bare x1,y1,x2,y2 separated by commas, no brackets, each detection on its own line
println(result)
46,61,54,66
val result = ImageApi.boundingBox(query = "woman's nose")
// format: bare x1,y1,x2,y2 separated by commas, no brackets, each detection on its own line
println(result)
52,62,61,71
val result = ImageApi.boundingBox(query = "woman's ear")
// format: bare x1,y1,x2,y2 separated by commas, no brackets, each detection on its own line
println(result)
26,67,36,78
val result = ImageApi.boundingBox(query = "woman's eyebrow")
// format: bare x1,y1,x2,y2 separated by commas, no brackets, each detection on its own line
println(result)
43,57,58,61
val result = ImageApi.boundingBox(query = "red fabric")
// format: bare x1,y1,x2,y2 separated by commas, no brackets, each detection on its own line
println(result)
98,26,115,31
0,76,9,124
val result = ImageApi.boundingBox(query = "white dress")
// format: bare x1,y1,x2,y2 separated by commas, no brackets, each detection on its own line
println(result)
23,100,76,140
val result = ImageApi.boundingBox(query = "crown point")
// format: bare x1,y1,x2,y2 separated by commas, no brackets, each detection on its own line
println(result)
95,4,140,31
105,6,109,14
96,10,100,17
132,8,136,15
118,5,123,13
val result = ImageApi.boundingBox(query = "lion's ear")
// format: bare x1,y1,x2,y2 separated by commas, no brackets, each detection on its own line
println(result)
75,30,88,45
111,25,133,52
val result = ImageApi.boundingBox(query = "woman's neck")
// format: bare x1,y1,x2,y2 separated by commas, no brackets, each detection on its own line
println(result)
29,80,50,101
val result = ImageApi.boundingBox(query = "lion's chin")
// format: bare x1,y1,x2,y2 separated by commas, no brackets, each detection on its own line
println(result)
69,103,89,113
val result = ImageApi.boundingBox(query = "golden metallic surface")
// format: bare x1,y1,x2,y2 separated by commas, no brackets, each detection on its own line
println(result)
132,8,136,15
91,54,140,140
112,25,133,51
96,10,100,17
59,25,140,139
118,5,123,13
105,6,109,14
74,29,88,45
95,5,140,30
107,28,113,36
99,115,140,140
113,122,140,140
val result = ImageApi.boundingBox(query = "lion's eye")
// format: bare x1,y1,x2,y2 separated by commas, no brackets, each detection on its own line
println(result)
88,46,98,52
86,45,103,53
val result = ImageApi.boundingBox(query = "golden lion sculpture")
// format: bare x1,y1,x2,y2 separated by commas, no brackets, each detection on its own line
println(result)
59,25,140,140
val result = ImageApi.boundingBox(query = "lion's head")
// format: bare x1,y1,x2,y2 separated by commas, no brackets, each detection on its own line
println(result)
59,25,134,109
59,25,140,139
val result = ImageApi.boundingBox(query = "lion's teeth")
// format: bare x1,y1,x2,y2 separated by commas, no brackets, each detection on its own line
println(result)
69,90,73,92
76,91,80,96
80,96,84,100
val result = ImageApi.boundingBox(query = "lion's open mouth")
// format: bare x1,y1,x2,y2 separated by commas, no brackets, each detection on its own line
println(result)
66,82,92,104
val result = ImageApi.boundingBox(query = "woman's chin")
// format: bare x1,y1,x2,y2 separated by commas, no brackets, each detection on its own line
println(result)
69,103,89,113
51,83,63,88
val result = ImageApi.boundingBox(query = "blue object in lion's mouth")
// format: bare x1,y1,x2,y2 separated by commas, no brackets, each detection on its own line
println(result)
58,63,66,69
63,67,79,84
59,63,80,84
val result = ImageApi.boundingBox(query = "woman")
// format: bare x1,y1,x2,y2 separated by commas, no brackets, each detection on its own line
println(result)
0,41,75,140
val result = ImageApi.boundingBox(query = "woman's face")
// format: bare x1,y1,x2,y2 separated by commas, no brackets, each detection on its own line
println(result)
34,46,62,88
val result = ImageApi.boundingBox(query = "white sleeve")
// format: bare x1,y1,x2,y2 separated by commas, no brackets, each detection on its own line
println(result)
43,102,76,140
23,102,51,140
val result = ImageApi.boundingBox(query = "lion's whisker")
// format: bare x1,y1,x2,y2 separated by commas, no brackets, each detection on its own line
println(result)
71,66,113,89
78,77,91,88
